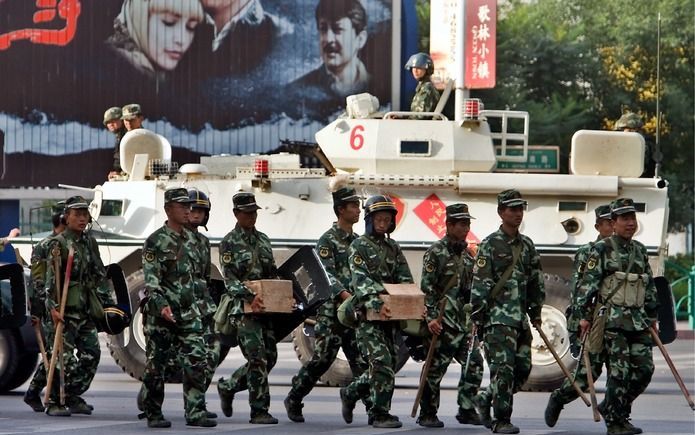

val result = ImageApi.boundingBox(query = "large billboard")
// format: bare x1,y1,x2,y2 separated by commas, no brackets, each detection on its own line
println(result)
0,0,393,186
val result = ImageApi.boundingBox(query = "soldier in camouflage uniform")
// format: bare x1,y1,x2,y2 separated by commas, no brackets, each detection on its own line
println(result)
545,204,613,427
23,202,65,412
284,187,369,422
217,192,280,424
577,198,658,435
341,195,413,429
103,106,127,176
140,188,215,428
417,203,484,428
470,190,545,434
186,189,219,419
404,52,440,114
43,196,115,417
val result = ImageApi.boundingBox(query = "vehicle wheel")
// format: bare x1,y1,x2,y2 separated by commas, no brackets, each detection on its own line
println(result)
0,329,21,392
5,351,38,392
291,320,410,387
522,273,577,391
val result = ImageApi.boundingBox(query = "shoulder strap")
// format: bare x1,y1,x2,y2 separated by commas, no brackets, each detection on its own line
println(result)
489,241,523,301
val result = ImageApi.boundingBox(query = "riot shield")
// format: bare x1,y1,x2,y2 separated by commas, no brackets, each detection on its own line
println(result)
106,263,131,315
655,276,677,344
0,263,27,329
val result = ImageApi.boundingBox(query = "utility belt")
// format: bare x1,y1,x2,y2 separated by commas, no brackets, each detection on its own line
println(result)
599,271,648,308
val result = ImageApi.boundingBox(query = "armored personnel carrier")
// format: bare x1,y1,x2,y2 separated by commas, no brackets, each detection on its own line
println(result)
13,93,669,390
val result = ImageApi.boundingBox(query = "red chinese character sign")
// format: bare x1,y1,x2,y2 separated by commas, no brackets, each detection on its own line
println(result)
0,0,81,50
465,0,496,89
414,194,480,246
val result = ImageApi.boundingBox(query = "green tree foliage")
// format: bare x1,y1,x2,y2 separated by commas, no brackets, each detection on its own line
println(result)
418,0,693,230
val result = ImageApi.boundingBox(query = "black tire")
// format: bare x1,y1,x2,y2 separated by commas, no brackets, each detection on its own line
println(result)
5,351,38,392
0,329,21,392
521,273,578,391
291,320,409,387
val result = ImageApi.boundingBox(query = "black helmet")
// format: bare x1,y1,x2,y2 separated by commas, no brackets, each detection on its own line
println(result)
98,305,131,335
364,195,398,235
188,189,211,227
404,52,434,76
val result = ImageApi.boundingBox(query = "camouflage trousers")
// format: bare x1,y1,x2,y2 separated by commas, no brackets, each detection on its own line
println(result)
601,328,653,425
141,314,208,422
482,324,533,423
288,313,368,400
351,320,400,419
202,314,221,391
551,330,608,405
218,315,277,416
419,325,484,417
42,313,100,405
28,317,51,392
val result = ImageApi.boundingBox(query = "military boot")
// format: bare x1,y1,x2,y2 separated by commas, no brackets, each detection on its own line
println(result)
249,412,278,424
492,420,520,434
147,418,172,428
45,404,71,417
606,422,634,435
623,420,643,434
217,380,234,418
372,414,402,428
67,397,92,415
455,408,482,425
339,387,356,424
284,395,305,423
474,393,492,428
417,414,444,428
544,394,563,427
23,388,45,412
186,417,217,427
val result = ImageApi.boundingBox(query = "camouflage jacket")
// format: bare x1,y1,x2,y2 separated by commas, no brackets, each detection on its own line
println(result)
567,238,599,331
316,223,358,318
421,236,474,332
349,234,413,312
142,223,199,322
44,229,113,315
471,227,545,329
219,225,278,316
410,79,439,113
29,231,58,317
190,229,216,316
577,235,658,331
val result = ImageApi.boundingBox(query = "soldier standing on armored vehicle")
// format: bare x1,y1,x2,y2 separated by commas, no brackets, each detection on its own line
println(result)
186,189,219,419
470,189,545,434
24,201,65,412
121,103,145,131
404,52,439,113
139,188,215,428
103,106,127,177
577,198,658,435
217,192,280,424
416,203,483,428
284,187,369,423
545,204,613,427
43,196,116,417
614,111,655,178
341,195,413,429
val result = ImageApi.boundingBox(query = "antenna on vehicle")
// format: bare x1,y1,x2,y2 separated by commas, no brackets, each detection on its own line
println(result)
654,12,663,177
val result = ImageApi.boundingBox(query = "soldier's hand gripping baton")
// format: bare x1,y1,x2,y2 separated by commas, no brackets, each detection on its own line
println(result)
649,325,695,410
44,246,74,406
580,330,601,421
411,299,446,418
534,324,591,407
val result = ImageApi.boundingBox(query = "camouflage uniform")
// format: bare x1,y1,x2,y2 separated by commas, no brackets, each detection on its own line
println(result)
141,195,209,425
287,222,368,404
43,200,114,413
577,199,657,433
217,217,279,420
348,232,413,422
410,80,439,113
418,232,483,422
470,190,545,431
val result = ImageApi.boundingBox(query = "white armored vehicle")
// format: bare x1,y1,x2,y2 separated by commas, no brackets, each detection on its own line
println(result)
15,92,670,390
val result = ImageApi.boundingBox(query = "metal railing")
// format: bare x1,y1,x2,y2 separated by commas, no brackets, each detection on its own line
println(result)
667,261,695,329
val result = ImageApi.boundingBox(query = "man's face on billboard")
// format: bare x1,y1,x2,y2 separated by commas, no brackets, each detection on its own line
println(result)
318,17,366,73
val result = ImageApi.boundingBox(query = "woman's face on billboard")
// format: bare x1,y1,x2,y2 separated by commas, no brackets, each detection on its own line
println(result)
146,9,201,71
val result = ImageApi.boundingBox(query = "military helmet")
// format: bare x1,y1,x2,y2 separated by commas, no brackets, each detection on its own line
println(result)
97,304,131,335
614,112,643,130
188,189,211,227
404,52,434,76
103,107,122,125
364,195,398,235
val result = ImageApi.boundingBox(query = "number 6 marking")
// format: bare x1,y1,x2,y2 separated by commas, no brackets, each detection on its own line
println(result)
350,125,365,150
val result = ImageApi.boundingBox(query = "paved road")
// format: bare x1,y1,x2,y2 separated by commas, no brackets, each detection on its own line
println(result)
0,337,693,434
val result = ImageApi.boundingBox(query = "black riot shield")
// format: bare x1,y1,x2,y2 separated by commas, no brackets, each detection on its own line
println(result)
106,263,131,316
0,263,27,329
655,276,677,344
271,245,332,341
